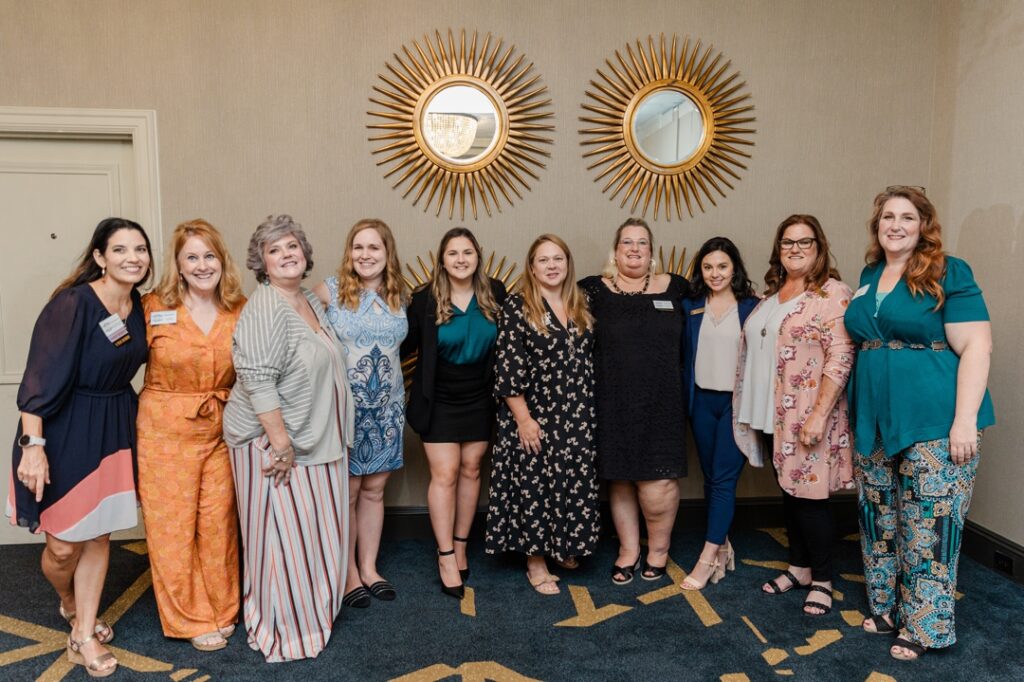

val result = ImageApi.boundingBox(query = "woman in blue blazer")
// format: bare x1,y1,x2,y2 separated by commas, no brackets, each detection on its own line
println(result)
680,237,759,590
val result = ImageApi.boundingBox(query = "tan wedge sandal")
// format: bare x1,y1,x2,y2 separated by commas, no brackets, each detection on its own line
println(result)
67,633,117,678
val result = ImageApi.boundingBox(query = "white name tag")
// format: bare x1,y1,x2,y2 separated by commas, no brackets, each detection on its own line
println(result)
150,310,178,325
99,313,130,346
852,284,870,300
653,300,674,311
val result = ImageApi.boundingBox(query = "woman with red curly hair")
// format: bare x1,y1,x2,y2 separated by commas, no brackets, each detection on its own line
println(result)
845,187,994,662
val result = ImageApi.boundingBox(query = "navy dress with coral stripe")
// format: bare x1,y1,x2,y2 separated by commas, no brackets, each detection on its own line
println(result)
7,284,146,541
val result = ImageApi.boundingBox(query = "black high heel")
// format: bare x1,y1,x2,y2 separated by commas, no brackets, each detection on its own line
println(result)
437,548,465,599
453,536,470,581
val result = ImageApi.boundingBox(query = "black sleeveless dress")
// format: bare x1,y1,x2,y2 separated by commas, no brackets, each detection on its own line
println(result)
579,275,689,481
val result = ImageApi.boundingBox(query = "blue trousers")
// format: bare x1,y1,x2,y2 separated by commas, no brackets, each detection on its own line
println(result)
690,386,747,545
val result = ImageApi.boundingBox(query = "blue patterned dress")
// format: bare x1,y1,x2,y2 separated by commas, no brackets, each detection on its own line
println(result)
324,278,408,475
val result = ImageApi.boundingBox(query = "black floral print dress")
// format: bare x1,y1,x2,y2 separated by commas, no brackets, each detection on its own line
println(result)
485,295,601,562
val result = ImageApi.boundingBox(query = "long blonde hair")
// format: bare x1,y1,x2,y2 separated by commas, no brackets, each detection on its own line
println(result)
429,227,500,324
335,219,408,312
154,219,244,311
520,234,592,336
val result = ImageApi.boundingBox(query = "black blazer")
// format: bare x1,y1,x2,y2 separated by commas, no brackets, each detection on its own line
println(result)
400,277,507,434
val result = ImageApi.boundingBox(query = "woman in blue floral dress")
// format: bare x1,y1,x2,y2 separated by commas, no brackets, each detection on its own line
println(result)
315,218,408,607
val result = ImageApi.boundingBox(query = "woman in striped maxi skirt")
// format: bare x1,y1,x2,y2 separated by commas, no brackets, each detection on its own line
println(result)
223,215,355,662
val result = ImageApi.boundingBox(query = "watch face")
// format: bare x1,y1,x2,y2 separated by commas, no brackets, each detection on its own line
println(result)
18,434,30,447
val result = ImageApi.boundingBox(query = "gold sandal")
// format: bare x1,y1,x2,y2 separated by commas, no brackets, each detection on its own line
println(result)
191,631,228,652
60,603,114,644
526,571,561,595
67,633,117,678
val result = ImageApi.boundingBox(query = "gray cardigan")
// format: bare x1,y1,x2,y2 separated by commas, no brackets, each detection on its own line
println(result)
224,284,355,465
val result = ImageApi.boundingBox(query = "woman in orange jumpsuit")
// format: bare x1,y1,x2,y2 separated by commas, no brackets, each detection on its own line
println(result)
137,219,246,651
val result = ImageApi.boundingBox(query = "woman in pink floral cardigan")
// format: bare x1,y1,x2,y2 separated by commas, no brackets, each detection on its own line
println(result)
733,214,855,616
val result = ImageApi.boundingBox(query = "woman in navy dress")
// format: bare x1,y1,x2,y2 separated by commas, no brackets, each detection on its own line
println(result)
679,237,759,590
9,217,152,677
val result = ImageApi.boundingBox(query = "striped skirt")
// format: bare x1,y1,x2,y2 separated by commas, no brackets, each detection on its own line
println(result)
230,437,349,662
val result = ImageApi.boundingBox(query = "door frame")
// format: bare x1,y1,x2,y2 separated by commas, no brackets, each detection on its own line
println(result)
0,106,163,241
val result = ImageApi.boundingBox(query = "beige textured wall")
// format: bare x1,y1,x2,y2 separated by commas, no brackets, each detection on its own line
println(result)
935,1,1024,545
2,0,992,509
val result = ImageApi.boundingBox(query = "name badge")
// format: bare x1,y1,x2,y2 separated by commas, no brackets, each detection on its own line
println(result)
689,306,705,316
852,284,870,300
150,310,178,325
99,313,131,347
653,300,674,311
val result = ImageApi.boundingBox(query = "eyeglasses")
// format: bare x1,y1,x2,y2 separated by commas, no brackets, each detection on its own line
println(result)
886,185,926,195
619,239,650,249
779,238,817,251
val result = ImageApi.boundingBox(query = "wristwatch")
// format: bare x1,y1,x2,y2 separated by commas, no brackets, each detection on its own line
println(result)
18,434,46,448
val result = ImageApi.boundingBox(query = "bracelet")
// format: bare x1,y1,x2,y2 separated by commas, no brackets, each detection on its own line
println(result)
271,444,295,463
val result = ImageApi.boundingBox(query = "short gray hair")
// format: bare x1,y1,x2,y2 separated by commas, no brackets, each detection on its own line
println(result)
246,214,315,284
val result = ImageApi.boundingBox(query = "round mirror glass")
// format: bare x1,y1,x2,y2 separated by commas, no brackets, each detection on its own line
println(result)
631,89,704,166
421,85,500,164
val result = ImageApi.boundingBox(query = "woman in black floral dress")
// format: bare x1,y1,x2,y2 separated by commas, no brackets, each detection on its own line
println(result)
485,234,601,595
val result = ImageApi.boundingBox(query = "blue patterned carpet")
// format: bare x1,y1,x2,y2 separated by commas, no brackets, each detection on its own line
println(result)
1,525,1021,681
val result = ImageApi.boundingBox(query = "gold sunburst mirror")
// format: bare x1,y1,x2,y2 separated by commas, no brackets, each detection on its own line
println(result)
580,35,755,220
368,30,554,220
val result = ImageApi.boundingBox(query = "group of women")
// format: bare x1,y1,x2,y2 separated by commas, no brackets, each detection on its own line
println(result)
8,185,992,672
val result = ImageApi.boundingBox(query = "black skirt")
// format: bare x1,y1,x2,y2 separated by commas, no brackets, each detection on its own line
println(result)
420,359,496,443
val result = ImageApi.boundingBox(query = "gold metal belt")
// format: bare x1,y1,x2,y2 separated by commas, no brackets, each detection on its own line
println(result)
860,339,948,351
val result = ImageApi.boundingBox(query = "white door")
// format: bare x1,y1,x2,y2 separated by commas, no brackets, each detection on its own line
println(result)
0,135,147,544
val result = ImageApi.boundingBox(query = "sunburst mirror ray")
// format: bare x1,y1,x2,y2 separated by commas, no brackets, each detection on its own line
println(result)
579,34,755,221
369,29,554,221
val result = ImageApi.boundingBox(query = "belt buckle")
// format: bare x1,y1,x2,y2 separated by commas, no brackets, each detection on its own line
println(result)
930,340,946,352
863,340,883,350
887,340,904,350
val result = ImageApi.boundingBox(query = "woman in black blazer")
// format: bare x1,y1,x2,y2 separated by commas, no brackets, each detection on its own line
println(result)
401,227,507,598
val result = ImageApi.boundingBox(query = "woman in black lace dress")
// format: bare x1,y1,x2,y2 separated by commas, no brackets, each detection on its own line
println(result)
486,234,601,595
579,218,689,585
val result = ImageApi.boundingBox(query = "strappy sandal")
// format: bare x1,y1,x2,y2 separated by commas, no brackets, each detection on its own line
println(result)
641,557,668,581
67,633,117,678
611,552,642,585
191,631,228,652
680,558,722,591
366,580,397,601
762,570,810,594
862,613,896,634
60,603,114,644
803,584,833,616
891,636,927,661
527,571,561,595
453,536,470,581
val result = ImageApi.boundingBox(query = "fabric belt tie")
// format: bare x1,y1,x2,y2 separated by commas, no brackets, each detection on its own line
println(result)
860,339,948,352
145,386,232,419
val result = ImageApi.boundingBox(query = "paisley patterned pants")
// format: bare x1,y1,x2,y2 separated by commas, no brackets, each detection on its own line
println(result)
854,437,979,649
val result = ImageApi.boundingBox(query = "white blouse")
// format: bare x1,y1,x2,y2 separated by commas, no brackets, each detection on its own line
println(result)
694,303,741,392
736,293,804,434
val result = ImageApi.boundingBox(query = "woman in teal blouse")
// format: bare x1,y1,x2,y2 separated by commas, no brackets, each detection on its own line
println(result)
845,186,993,662
401,227,507,598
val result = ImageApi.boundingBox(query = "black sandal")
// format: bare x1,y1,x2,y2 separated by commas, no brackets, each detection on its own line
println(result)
802,584,833,616
342,586,372,608
640,558,667,581
762,570,809,594
611,552,642,585
366,580,397,601
863,613,896,634
891,636,926,661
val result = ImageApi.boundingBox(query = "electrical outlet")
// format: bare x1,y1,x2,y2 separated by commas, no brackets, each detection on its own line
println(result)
994,551,1014,575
